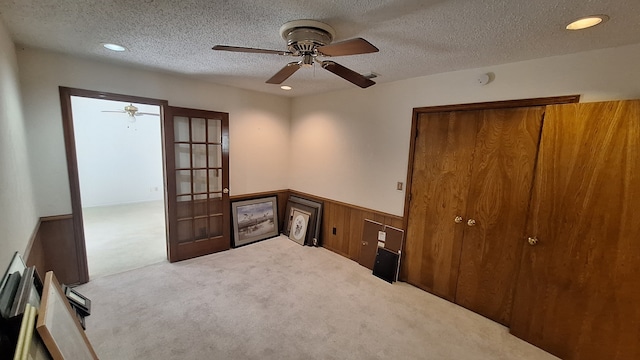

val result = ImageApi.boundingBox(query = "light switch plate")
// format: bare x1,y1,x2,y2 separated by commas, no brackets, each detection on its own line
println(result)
397,182,403,190
378,231,386,241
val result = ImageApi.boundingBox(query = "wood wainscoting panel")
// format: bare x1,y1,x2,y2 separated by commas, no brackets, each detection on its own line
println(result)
322,201,351,258
24,219,46,279
288,191,404,263
25,215,82,285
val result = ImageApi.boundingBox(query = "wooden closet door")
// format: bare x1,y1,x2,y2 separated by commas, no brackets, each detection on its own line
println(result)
455,107,544,325
510,101,640,360
403,111,479,300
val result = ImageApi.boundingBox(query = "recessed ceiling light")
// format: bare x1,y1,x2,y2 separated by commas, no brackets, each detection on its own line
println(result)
280,85,292,90
103,43,126,52
566,15,609,30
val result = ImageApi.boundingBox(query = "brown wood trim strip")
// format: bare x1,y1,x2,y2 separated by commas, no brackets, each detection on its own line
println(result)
59,87,169,106
59,87,89,283
40,214,73,222
402,109,421,234
229,189,290,201
289,190,404,222
412,95,580,114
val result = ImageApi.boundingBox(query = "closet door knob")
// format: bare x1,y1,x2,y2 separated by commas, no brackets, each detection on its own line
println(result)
454,216,464,224
467,219,476,227
527,237,538,246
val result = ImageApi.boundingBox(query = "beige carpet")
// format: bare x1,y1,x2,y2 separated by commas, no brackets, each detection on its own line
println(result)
83,201,167,279
76,236,557,360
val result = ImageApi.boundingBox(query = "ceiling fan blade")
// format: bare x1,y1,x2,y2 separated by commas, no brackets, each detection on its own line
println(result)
136,112,160,116
321,61,375,88
266,62,302,84
212,45,291,56
317,38,379,57
101,110,126,113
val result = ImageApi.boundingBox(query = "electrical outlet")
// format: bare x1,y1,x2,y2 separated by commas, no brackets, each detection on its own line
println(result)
397,182,403,190
332,227,337,235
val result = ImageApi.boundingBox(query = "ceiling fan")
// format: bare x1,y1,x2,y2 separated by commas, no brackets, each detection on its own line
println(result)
212,20,379,88
101,103,160,122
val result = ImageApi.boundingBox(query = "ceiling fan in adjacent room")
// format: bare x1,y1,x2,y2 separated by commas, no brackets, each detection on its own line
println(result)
101,103,160,122
212,20,379,88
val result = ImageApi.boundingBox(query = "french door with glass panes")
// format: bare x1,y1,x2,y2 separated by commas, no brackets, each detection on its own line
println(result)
164,106,230,262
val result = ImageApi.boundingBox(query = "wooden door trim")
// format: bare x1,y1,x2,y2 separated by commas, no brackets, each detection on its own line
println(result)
411,95,580,114
400,95,580,280
59,87,168,283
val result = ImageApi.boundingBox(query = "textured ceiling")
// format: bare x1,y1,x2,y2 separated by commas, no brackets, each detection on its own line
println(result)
1,0,639,97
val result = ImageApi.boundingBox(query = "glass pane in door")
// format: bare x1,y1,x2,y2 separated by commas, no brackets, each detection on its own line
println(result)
175,144,191,169
191,118,206,143
174,116,190,142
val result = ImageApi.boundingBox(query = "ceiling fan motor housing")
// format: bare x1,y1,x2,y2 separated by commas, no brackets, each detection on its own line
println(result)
284,27,333,55
124,103,138,116
279,20,336,57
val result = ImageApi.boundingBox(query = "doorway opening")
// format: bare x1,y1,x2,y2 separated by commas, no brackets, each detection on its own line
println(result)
69,96,166,278
60,87,230,283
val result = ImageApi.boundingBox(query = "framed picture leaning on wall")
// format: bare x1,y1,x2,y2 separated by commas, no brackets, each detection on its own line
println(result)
289,209,311,245
231,196,279,247
283,195,323,246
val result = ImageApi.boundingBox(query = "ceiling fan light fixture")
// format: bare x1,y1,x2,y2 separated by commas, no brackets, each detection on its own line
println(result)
280,85,292,90
301,54,314,68
566,15,609,30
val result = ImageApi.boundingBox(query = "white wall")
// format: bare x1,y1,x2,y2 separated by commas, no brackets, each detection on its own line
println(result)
72,97,164,207
0,20,38,267
15,42,640,220
17,48,291,216
290,43,640,216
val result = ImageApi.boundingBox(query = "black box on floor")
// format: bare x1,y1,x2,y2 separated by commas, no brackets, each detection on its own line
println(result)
372,247,399,284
